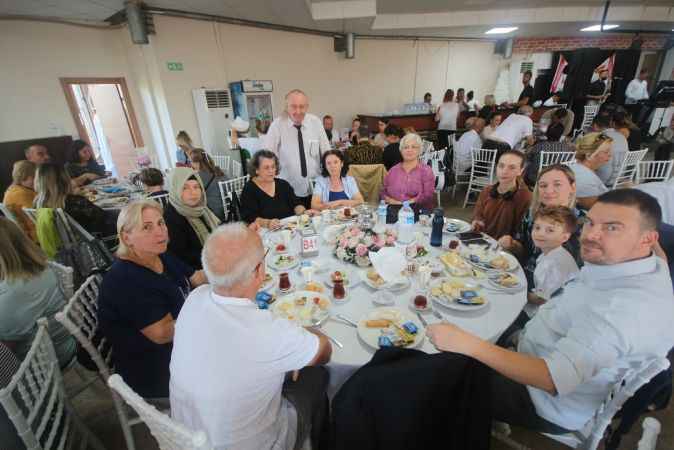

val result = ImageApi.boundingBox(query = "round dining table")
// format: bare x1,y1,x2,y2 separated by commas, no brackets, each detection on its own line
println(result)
262,219,528,396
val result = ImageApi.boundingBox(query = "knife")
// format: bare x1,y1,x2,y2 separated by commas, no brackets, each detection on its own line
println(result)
416,311,428,327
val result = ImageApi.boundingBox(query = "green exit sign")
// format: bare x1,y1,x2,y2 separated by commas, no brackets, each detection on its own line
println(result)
167,62,184,71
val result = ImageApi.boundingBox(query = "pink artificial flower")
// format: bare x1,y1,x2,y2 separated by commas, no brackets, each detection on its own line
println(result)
339,238,348,248
355,244,368,257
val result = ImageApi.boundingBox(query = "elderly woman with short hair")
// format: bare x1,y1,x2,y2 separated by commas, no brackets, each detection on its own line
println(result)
240,150,311,229
381,133,435,211
98,200,206,400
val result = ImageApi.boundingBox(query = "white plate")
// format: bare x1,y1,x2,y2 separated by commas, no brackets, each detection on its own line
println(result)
429,279,489,312
360,270,410,291
357,307,424,350
486,273,525,291
323,268,358,288
268,254,300,271
465,250,519,273
270,291,332,327
298,259,328,274
444,218,471,234
95,196,129,209
322,224,346,244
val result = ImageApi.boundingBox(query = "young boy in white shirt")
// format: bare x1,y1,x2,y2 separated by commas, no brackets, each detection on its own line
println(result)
524,205,580,319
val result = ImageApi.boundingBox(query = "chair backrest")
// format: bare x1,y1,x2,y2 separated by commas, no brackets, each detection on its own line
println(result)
0,203,19,224
108,374,213,450
428,149,446,175
48,260,75,299
582,104,600,130
539,151,576,173
149,193,170,209
218,175,250,220
23,207,38,224
637,160,673,184
612,149,649,189
210,155,230,174
231,160,242,178
581,358,671,450
54,274,111,377
0,320,105,450
470,148,497,182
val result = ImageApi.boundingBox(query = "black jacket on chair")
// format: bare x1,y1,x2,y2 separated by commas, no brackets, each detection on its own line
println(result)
331,348,492,450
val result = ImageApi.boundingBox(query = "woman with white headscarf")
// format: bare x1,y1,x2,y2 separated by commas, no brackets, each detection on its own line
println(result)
164,167,220,270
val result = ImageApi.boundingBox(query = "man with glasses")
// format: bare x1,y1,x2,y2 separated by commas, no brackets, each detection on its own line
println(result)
170,223,332,450
427,189,674,435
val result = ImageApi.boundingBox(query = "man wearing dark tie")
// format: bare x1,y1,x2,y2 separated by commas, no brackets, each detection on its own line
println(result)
265,89,331,208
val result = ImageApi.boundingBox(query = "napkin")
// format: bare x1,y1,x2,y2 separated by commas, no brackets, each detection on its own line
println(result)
369,247,406,284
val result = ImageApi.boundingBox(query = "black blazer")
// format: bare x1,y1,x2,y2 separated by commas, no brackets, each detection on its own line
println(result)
164,203,210,270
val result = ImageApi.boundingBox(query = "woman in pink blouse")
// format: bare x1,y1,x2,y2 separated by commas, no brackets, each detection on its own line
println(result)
381,133,436,211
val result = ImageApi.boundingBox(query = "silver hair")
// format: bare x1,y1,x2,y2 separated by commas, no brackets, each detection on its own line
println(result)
116,200,164,257
201,223,263,289
399,133,423,154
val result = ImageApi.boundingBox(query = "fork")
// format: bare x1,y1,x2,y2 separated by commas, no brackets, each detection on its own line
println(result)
431,309,447,323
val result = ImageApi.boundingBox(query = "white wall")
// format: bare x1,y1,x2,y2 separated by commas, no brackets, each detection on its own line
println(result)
658,47,674,82
0,16,502,166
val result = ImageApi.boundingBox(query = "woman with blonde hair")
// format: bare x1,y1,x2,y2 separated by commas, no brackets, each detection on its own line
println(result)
175,130,194,166
98,200,205,399
34,163,115,236
0,217,76,367
3,160,38,240
569,132,613,210
164,167,220,269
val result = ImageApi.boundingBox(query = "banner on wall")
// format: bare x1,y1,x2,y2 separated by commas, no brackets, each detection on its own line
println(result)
591,53,616,82
550,55,568,93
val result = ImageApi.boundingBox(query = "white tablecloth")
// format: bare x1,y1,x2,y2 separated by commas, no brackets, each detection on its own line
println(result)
264,222,527,396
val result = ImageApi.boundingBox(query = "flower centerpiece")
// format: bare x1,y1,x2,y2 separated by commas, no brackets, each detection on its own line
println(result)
334,226,397,267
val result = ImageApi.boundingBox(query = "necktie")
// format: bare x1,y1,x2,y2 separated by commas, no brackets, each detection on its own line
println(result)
325,128,333,142
294,124,308,177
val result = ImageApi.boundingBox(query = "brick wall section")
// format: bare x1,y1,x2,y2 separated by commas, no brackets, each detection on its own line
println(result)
513,35,669,53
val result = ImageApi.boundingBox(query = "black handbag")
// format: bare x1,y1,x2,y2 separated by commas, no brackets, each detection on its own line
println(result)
226,190,243,223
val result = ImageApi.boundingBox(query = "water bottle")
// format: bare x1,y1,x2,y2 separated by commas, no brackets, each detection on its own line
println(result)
397,201,415,244
430,208,444,247
377,200,387,226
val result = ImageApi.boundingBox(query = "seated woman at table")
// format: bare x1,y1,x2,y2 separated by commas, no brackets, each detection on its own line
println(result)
190,149,228,222
240,150,309,229
138,168,169,207
372,118,389,148
381,133,435,211
3,160,38,241
311,150,364,211
472,150,532,240
0,218,77,368
64,140,106,185
164,167,220,270
499,164,583,286
481,112,502,142
34,163,116,237
99,200,206,399
568,132,612,210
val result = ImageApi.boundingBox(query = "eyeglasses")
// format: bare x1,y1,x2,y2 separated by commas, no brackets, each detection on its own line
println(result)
254,247,271,273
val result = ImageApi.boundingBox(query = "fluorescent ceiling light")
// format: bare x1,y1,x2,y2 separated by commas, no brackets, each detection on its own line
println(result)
485,27,518,34
580,24,619,32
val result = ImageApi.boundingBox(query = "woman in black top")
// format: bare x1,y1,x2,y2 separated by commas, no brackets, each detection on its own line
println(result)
240,150,308,229
64,140,106,182
164,167,220,270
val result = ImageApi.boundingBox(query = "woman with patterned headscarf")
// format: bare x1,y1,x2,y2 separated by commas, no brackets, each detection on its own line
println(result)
164,167,220,270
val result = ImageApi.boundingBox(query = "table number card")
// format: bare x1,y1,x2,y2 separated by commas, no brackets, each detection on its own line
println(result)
300,226,319,258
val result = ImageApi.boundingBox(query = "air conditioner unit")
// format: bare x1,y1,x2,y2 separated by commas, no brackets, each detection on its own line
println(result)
192,88,234,156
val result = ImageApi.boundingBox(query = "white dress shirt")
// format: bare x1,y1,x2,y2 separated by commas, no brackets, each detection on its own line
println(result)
595,128,628,186
265,113,331,197
570,162,608,198
519,254,674,430
491,113,533,148
524,246,579,318
454,130,482,173
170,285,319,450
625,79,649,104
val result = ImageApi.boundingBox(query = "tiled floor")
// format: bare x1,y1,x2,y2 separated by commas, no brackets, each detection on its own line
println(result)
69,191,673,450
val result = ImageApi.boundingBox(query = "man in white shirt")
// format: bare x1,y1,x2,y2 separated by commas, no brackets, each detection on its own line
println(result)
487,105,535,151
591,114,629,186
625,69,649,105
427,189,674,433
454,117,485,173
265,90,332,207
323,114,340,147
170,223,332,450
